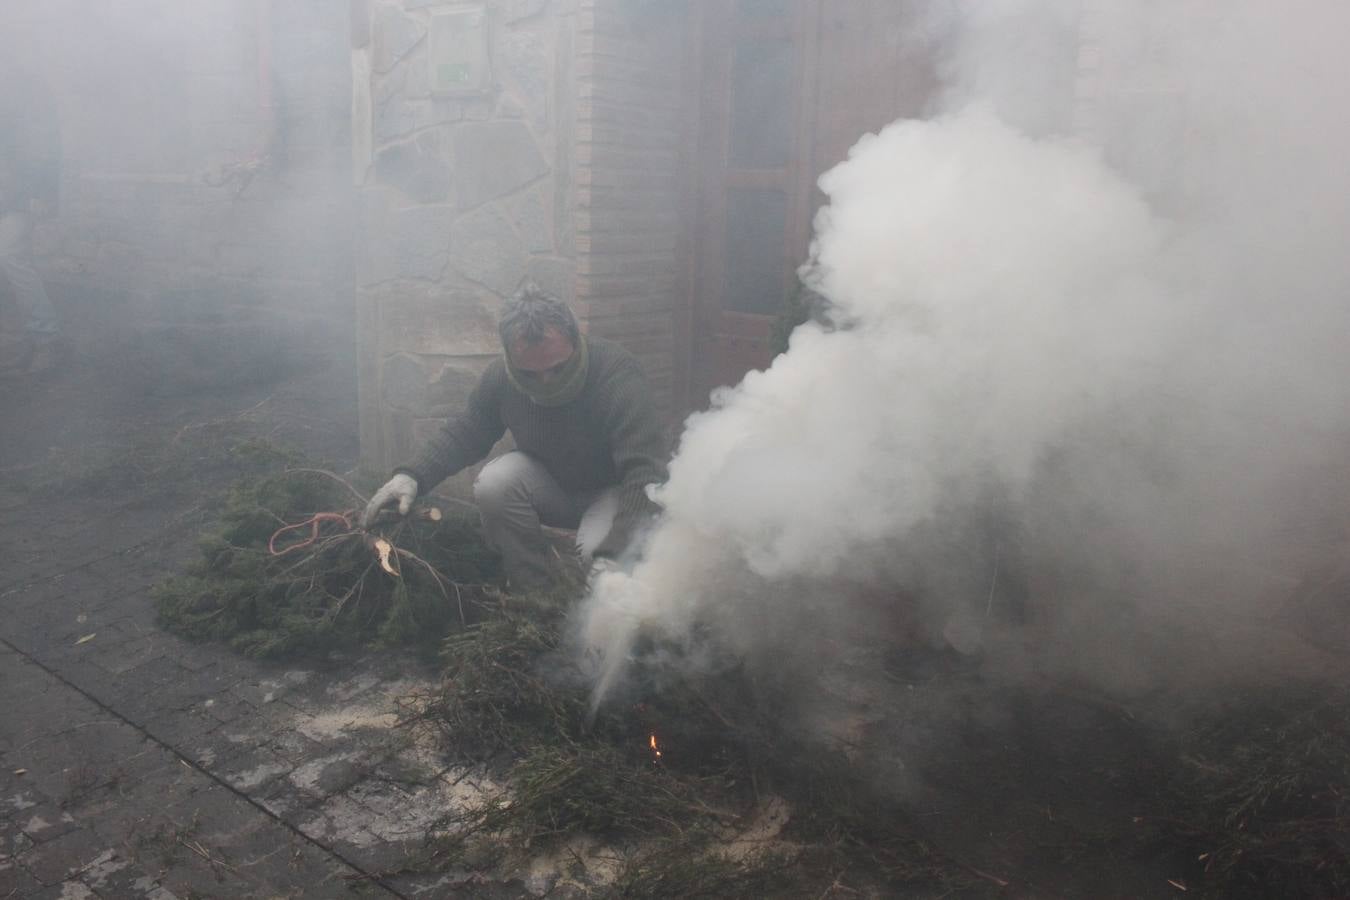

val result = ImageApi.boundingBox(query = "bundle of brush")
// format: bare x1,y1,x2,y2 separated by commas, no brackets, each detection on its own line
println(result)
154,468,501,658
1151,683,1350,898
420,617,780,884
405,610,983,897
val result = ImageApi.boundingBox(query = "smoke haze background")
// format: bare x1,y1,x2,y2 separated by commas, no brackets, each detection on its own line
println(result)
0,0,354,398
577,0,1350,710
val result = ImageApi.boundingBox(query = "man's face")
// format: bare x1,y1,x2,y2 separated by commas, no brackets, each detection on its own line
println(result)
508,327,576,386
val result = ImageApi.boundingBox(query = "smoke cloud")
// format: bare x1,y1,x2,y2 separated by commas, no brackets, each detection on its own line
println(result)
576,1,1350,710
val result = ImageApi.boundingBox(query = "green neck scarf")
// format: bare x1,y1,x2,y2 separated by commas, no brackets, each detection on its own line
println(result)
505,334,590,407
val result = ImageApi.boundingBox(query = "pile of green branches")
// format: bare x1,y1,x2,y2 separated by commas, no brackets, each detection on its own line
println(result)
154,468,500,658
396,601,980,898
429,592,590,752
1149,684,1350,898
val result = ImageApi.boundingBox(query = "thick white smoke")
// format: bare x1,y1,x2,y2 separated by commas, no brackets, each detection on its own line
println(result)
577,1,1350,708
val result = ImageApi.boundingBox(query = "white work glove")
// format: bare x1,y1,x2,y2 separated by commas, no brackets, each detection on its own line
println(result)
587,556,622,589
362,473,419,528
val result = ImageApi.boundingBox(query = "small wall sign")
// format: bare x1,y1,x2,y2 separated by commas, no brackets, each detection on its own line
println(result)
428,6,492,96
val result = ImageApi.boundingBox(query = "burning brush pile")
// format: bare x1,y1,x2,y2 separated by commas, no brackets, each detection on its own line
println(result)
402,596,987,896
1144,684,1350,898
153,468,985,895
155,466,1350,896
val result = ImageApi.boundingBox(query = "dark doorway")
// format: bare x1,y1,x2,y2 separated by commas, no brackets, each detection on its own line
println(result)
680,0,938,410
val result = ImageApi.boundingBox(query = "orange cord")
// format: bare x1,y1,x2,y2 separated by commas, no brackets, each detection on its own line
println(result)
268,510,356,556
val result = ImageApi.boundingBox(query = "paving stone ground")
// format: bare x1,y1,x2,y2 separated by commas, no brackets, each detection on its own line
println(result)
0,360,528,898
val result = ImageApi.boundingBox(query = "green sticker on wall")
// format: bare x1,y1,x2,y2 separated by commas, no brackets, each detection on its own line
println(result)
438,63,472,87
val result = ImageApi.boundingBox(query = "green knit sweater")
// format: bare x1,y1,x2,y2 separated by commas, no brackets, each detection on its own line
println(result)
398,337,668,560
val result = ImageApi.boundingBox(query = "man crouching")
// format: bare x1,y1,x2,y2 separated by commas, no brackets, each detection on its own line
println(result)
362,285,668,590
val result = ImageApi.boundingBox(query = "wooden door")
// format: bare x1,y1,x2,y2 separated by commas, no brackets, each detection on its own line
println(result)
683,0,938,410
686,0,816,408
811,2,938,187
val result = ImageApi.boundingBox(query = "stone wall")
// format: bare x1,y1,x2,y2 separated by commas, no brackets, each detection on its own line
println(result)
355,0,690,482
4,1,356,380
354,0,576,485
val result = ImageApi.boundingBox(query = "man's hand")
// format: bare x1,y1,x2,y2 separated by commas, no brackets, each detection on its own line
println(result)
587,556,622,589
362,473,419,528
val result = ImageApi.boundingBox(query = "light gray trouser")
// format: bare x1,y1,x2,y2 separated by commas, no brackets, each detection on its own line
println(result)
0,211,58,336
473,451,618,589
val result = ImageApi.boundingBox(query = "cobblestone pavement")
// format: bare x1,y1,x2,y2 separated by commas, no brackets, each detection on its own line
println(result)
0,367,533,898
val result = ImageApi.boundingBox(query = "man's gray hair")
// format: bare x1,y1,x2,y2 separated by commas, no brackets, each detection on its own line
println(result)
498,283,580,347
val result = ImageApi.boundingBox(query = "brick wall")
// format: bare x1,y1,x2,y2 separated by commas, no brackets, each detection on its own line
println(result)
572,1,688,418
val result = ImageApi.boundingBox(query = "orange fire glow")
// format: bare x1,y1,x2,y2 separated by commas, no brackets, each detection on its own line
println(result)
648,733,662,762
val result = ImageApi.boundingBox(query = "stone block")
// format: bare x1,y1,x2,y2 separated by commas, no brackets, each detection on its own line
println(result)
498,23,552,125
2,818,37,859
257,776,320,821
374,5,426,73
374,133,453,203
497,95,526,119
502,0,551,24
136,707,221,754
374,92,464,144
378,284,500,355
88,634,168,677
200,695,257,728
290,800,383,861
287,750,383,805
17,826,112,886
505,179,554,253
375,55,410,108
359,202,456,286
462,95,496,121
17,805,79,844
75,850,162,899
156,661,247,699
526,255,575,303
0,860,42,899
368,749,440,788
452,120,550,209
236,710,325,766
314,758,367,795
373,99,419,144
425,362,484,415
117,654,199,710
381,354,428,411
388,52,430,104
449,203,528,295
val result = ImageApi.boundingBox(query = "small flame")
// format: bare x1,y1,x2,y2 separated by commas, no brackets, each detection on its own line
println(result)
648,733,663,763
